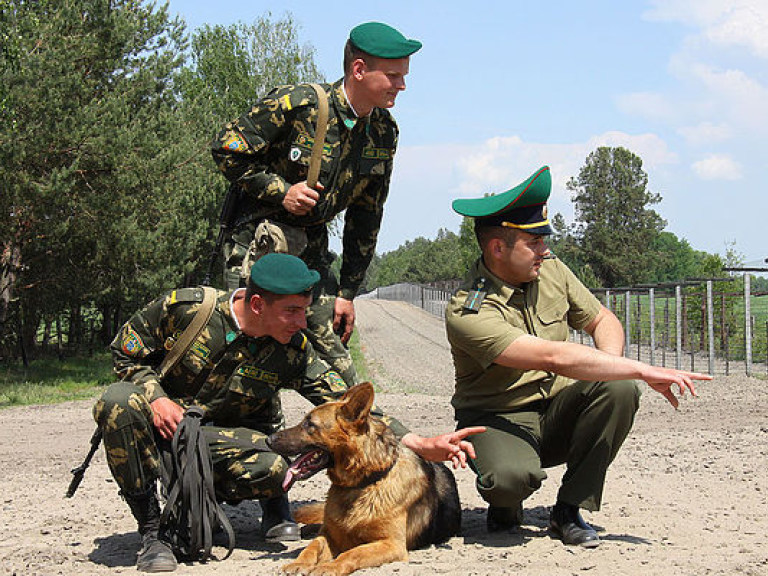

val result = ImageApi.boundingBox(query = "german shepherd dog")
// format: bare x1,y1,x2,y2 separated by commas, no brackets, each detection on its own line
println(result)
268,382,461,576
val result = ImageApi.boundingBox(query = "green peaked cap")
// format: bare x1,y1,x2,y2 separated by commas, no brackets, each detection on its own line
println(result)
249,253,320,295
452,166,551,218
349,22,422,59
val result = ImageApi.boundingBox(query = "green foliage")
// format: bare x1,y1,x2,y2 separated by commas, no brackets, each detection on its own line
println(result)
373,228,472,287
0,352,112,407
566,146,666,287
0,3,322,360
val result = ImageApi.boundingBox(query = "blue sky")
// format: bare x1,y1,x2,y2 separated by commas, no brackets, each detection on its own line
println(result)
166,0,768,267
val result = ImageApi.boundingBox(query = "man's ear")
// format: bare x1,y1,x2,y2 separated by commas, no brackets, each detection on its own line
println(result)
339,382,375,424
351,58,367,81
249,294,265,316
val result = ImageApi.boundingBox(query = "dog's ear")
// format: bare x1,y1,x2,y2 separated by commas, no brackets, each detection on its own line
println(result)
339,382,375,424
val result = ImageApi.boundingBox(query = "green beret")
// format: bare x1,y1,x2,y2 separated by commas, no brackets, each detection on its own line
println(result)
249,253,320,295
452,166,554,235
349,22,422,59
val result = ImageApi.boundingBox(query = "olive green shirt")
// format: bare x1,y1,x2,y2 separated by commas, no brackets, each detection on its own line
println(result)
445,257,601,412
211,80,397,299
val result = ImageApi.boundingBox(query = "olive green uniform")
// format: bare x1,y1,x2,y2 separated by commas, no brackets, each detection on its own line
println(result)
211,80,398,386
445,258,641,512
93,286,406,501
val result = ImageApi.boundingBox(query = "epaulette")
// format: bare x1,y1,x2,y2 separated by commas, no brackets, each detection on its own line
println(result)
462,277,487,313
289,332,309,352
166,287,206,306
272,84,322,113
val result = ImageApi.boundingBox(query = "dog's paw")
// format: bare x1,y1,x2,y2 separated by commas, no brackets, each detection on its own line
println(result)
308,561,346,576
281,561,315,575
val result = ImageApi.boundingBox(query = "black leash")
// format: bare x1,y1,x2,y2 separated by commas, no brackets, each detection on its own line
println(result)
160,406,235,561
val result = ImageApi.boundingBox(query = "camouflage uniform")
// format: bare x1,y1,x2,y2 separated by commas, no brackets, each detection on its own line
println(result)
211,79,398,386
93,286,406,501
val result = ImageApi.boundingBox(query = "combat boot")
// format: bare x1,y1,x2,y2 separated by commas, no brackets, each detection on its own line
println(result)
259,494,300,542
124,489,178,572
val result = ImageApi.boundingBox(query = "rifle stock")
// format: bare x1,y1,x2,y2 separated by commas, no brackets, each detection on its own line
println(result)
203,183,241,286
65,428,103,498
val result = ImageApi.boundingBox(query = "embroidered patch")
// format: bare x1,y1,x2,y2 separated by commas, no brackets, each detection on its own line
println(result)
362,147,393,160
237,364,278,384
294,133,332,155
121,326,144,355
190,340,211,360
223,132,247,152
290,147,302,162
280,94,293,111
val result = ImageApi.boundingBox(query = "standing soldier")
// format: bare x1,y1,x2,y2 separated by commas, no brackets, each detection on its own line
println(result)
211,21,421,387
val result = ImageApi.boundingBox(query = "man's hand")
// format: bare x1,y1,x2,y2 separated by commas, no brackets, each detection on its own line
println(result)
150,397,184,440
643,367,710,409
283,181,322,216
334,297,355,344
401,426,486,469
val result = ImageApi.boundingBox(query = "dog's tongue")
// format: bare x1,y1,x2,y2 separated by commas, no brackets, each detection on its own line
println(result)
282,468,296,492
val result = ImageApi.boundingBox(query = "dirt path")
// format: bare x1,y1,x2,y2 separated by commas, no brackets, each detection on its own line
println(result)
1,299,767,575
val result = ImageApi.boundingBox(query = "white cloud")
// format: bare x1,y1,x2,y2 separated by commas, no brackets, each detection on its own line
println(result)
691,154,743,180
616,92,677,123
677,121,732,146
645,0,768,58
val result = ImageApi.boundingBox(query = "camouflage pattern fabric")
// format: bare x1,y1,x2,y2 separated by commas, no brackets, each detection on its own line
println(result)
212,79,397,388
94,286,405,498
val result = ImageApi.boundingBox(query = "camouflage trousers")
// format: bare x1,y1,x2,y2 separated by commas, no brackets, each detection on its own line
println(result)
93,381,289,501
223,222,358,386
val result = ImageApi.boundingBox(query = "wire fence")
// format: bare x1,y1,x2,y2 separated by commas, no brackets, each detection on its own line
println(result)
367,276,768,377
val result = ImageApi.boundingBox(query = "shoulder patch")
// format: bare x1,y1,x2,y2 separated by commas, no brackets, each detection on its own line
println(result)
462,277,488,313
121,326,145,356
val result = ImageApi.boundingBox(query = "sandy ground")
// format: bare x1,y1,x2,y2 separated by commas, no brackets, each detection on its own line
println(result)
2,298,768,576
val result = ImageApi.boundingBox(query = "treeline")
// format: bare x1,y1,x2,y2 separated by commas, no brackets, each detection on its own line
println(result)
1,1,322,361
364,147,746,293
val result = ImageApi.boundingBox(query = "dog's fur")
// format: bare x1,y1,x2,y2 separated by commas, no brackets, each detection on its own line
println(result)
268,382,461,576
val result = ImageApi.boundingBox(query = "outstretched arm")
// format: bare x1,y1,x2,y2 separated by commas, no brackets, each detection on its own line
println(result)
495,335,711,408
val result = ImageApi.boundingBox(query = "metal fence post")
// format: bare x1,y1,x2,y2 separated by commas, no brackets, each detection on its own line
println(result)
649,288,655,366
675,284,682,370
745,273,752,376
624,290,631,358
707,280,715,374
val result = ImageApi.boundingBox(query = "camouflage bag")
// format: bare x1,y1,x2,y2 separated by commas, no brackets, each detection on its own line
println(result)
239,219,308,281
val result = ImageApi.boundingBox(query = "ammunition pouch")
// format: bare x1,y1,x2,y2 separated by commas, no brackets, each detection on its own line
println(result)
240,219,308,281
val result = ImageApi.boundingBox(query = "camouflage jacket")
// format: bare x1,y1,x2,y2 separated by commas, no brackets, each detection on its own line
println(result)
211,79,397,299
110,286,406,435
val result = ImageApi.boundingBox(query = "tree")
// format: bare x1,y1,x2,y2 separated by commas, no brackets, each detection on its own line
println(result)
567,147,666,287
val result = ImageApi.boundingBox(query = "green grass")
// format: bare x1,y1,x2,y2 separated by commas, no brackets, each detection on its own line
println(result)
348,329,369,382
0,353,113,409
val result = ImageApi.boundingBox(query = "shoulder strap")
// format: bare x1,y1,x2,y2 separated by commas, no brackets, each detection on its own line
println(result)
306,82,329,190
157,286,218,380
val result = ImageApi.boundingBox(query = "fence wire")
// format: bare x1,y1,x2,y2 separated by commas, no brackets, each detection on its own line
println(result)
368,277,768,377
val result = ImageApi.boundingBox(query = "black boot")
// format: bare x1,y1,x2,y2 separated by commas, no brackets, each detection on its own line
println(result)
487,502,524,532
259,494,300,542
549,501,600,548
124,489,178,572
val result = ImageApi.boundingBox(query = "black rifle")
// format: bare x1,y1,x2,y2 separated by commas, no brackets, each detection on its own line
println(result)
66,428,103,498
203,183,241,286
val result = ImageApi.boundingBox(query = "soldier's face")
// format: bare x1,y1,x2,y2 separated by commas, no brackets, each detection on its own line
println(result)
259,293,311,344
357,56,409,109
494,231,551,285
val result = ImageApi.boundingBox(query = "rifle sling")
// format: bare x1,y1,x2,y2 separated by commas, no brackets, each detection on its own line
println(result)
306,83,329,190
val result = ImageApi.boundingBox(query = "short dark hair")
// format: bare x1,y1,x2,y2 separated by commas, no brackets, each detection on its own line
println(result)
474,219,518,250
343,39,371,75
244,278,278,304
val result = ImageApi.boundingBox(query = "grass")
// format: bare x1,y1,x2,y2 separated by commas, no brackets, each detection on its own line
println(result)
348,329,369,382
0,353,113,409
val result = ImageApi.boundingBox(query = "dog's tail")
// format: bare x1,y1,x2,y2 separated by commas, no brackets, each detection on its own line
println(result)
293,502,325,525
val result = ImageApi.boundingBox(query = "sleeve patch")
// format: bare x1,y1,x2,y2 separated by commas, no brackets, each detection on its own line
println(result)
223,132,248,152
121,326,145,356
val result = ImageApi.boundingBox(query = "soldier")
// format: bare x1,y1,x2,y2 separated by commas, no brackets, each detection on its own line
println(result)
94,253,482,572
211,21,422,387
444,166,712,548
